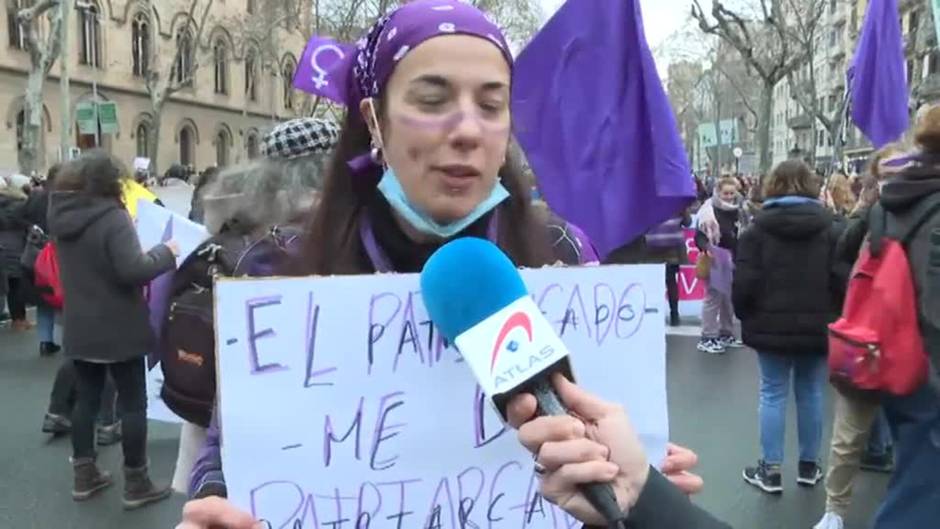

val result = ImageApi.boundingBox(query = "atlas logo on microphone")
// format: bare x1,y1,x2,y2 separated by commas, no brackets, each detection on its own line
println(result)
488,308,558,391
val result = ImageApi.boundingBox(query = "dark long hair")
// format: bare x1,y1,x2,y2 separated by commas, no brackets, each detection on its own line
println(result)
54,150,125,206
298,100,555,275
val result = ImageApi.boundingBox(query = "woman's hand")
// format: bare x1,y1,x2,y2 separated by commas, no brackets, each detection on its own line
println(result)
176,497,263,529
506,373,650,526
661,443,704,495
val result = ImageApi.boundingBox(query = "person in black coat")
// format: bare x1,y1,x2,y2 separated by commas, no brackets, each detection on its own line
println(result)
48,152,178,509
0,177,30,330
732,160,846,495
21,164,61,355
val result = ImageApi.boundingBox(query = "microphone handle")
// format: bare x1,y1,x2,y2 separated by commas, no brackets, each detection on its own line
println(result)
531,377,626,526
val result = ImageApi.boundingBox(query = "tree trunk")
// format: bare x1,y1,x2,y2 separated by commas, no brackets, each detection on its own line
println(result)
757,80,774,176
20,68,46,175
714,101,722,175
149,97,164,177
830,119,845,174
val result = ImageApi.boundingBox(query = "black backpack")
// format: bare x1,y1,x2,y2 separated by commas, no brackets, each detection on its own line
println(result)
159,224,302,427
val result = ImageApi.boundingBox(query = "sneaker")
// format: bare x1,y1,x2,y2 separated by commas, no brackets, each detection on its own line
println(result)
813,512,844,529
860,452,894,473
797,461,824,486
719,335,745,348
42,413,72,435
97,422,122,446
40,342,61,356
743,460,782,493
697,338,726,354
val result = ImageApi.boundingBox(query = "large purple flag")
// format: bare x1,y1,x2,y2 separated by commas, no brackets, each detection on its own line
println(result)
512,0,694,258
850,0,908,148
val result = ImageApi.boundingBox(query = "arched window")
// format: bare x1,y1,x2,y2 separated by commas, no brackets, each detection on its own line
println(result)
245,48,258,101
78,1,101,67
214,40,228,94
282,56,296,110
136,122,150,158
7,0,27,49
15,109,25,153
215,128,230,167
179,125,195,166
246,133,259,160
131,12,150,77
175,30,194,85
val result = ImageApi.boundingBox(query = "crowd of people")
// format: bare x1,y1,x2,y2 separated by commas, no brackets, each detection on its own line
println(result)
1,0,938,528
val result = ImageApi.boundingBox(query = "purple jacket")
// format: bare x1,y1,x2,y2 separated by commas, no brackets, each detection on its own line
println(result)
188,218,598,499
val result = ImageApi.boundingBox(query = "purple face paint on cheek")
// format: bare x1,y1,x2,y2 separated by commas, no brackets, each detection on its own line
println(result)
393,111,510,134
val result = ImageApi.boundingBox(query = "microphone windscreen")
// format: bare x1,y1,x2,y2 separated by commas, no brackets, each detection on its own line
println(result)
420,237,528,341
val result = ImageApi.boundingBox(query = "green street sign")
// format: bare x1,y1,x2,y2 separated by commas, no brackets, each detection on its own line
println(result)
98,101,119,134
75,102,97,135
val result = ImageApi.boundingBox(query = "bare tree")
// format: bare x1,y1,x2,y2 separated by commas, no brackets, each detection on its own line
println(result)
16,0,64,175
143,0,214,176
692,0,805,174
471,0,542,46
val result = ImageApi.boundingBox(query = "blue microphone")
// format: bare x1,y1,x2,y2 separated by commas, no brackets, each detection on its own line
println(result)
420,237,625,526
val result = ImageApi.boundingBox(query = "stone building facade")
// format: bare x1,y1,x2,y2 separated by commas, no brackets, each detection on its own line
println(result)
2,0,313,175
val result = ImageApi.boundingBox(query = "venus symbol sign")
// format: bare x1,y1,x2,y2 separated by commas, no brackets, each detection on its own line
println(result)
293,37,357,104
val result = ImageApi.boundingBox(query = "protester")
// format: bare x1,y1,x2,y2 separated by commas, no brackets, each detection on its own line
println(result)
813,144,908,529
865,105,940,529
178,118,338,495
733,160,846,494
695,177,745,354
0,174,31,331
21,165,59,354
49,151,179,508
187,166,219,224
823,172,856,218
179,2,708,526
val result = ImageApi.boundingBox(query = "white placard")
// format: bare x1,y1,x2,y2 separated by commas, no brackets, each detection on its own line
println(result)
216,264,668,528
136,199,209,423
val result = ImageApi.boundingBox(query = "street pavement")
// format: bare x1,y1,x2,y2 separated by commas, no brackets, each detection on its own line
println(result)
0,185,890,528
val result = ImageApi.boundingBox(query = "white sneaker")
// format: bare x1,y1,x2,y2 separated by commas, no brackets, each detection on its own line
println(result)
813,512,844,529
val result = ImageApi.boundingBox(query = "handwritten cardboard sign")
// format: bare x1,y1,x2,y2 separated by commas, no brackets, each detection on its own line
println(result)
216,264,668,529
136,199,209,423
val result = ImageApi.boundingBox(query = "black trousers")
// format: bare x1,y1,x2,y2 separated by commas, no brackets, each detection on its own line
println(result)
71,358,148,468
666,264,680,316
48,360,119,424
6,276,26,320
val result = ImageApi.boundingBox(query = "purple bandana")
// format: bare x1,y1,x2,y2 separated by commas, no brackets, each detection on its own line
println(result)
293,0,511,107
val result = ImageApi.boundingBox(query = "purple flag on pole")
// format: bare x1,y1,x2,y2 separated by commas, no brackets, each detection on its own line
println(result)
293,37,358,104
850,0,908,148
512,0,694,258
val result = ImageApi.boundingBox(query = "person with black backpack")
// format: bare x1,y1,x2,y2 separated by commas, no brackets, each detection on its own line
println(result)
166,118,340,495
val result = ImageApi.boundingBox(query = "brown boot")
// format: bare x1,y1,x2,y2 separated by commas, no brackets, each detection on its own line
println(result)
122,463,171,510
72,458,113,501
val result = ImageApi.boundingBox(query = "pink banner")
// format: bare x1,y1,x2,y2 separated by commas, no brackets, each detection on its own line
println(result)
678,228,704,301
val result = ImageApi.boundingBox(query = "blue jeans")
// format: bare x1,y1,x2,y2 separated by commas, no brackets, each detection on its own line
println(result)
36,304,55,343
873,383,940,529
757,352,827,465
867,409,893,457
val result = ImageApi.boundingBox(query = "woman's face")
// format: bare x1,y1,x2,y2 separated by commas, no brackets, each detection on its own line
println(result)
364,35,512,224
718,184,737,203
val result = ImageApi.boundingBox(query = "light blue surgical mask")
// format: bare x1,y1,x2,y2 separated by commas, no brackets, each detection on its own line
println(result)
376,166,509,239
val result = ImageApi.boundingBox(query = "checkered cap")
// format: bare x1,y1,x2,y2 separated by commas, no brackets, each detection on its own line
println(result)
261,118,339,160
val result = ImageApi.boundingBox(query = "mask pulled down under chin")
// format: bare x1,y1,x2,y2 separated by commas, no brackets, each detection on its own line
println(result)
376,167,510,239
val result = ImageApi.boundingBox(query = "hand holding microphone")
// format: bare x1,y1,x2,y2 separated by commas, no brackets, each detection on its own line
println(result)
506,372,650,526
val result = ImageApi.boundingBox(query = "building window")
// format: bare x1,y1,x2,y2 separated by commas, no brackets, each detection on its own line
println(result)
216,128,230,167
245,49,258,101
78,1,101,67
829,29,837,47
136,122,150,158
246,133,260,159
247,0,256,14
282,56,296,110
909,11,919,37
175,30,194,85
907,58,915,85
214,40,228,94
929,49,940,76
7,0,26,49
179,125,195,167
829,0,836,14
132,13,150,77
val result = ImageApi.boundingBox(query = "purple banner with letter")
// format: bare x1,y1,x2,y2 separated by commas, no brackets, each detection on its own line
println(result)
292,36,358,104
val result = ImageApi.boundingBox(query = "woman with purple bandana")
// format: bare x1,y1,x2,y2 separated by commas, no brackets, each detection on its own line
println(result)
177,1,727,527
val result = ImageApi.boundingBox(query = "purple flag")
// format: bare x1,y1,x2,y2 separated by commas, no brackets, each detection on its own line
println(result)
147,218,174,369
293,36,358,104
850,0,909,148
512,0,694,258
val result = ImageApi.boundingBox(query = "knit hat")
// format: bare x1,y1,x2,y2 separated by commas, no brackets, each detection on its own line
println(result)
261,118,339,160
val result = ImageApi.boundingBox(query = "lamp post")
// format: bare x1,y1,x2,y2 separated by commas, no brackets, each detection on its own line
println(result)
733,147,743,176
76,1,100,147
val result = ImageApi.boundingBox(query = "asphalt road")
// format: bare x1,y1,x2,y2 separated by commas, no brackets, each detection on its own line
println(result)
0,184,890,528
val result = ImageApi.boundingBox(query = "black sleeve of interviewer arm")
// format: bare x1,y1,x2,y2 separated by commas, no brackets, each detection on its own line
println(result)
583,468,732,529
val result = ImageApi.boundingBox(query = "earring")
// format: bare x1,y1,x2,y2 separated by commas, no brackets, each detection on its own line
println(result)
370,145,383,165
